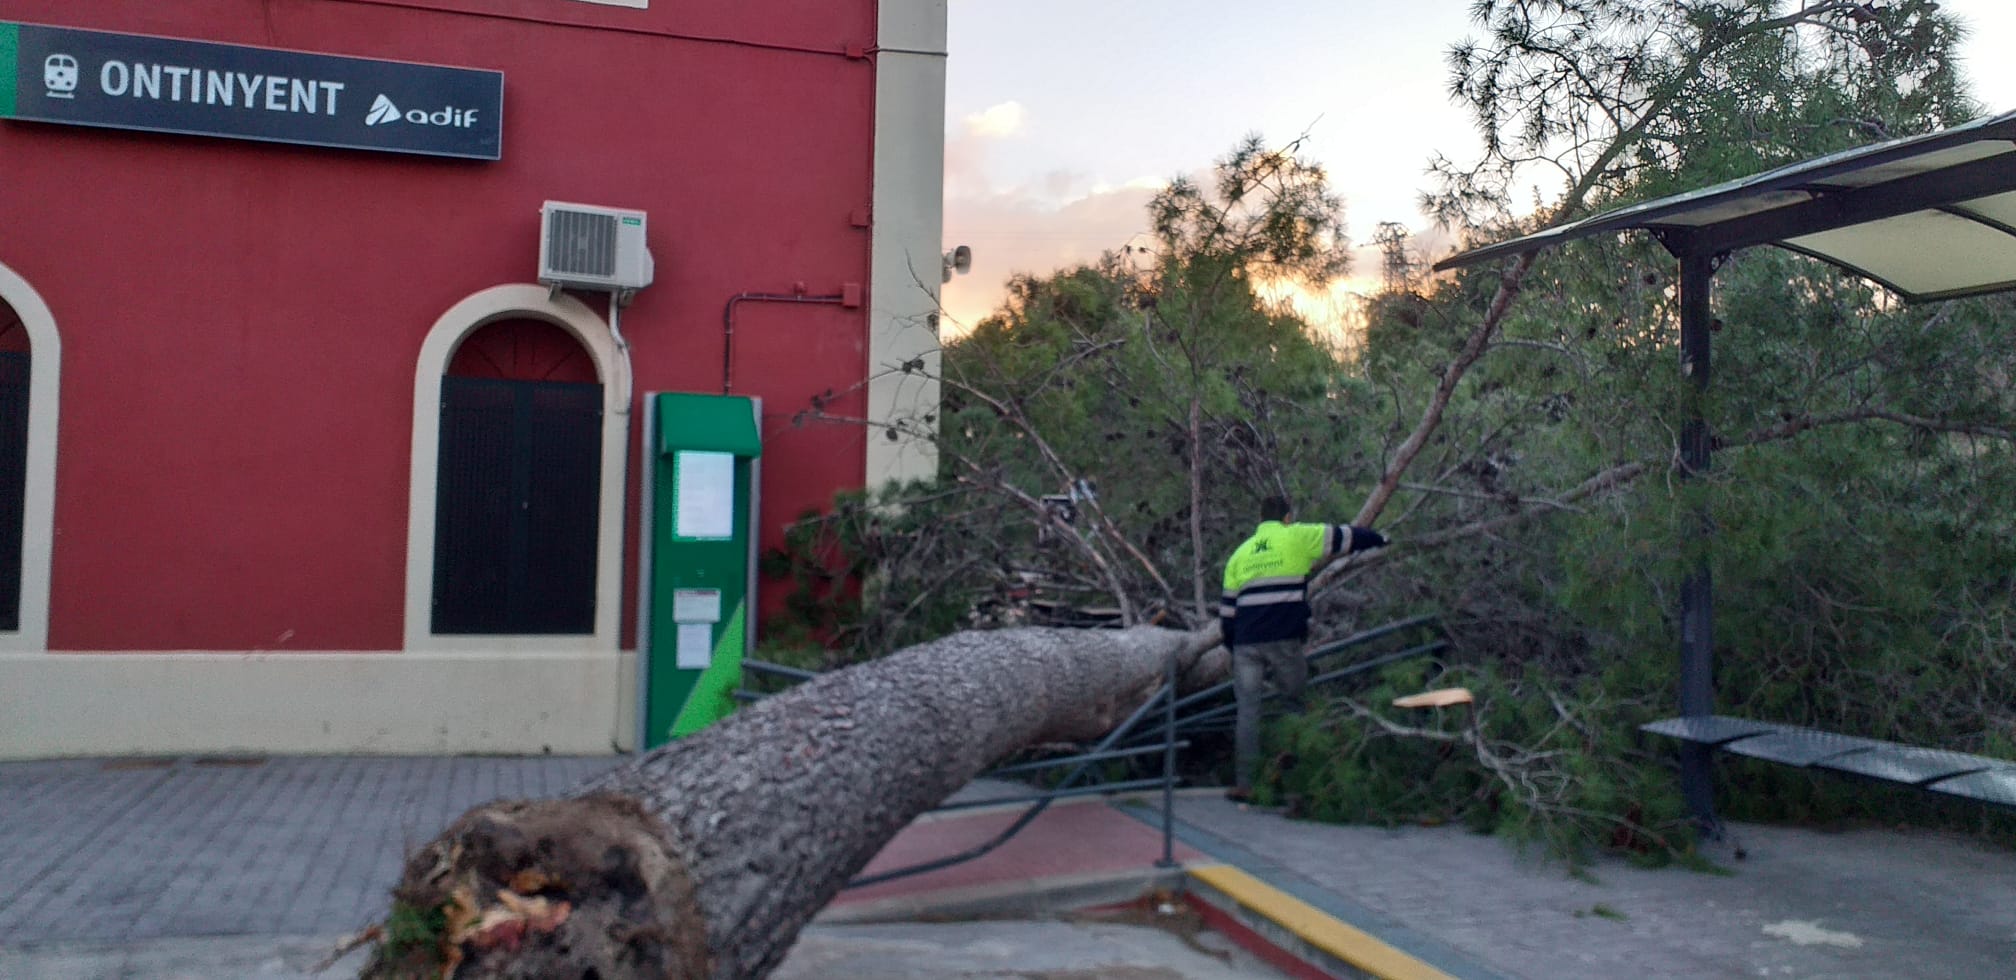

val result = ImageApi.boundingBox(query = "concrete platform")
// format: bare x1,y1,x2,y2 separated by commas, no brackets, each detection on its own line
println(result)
1166,796,2016,979
7,755,2016,979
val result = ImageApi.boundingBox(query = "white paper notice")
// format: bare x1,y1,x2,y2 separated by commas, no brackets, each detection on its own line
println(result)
676,623,714,669
674,451,735,540
672,588,722,623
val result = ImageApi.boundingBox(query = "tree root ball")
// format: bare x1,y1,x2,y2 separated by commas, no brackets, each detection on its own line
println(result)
361,794,709,979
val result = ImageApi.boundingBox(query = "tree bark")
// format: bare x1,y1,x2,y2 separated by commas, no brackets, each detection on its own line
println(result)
362,626,1215,980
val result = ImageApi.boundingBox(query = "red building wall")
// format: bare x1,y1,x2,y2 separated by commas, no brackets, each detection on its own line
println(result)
0,0,876,650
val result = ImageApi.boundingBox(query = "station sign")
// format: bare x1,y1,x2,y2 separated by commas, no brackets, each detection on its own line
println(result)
0,21,503,160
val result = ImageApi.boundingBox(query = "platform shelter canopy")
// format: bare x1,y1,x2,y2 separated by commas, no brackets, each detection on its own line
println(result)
1435,110,2016,302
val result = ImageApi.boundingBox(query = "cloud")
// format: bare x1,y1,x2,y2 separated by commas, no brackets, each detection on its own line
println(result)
963,101,1028,139
1090,175,1169,196
941,193,1459,345
936,109,1451,341
940,180,1162,331
938,98,1180,329
945,102,1030,200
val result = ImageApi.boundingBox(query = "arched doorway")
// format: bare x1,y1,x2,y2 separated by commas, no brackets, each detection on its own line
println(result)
404,285,629,651
0,303,29,632
0,261,58,651
432,319,603,634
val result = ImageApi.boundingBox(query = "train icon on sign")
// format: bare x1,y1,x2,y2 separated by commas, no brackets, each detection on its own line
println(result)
43,55,79,98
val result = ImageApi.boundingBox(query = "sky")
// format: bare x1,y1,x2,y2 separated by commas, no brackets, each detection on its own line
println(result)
938,0,2016,332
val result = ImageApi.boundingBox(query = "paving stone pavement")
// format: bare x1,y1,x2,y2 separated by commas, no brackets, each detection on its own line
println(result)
10,753,2016,980
0,755,1041,951
1170,796,2016,980
0,755,621,944
774,920,1279,979
0,920,1286,979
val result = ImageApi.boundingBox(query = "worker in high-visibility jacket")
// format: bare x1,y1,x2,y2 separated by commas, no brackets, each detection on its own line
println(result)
1219,494,1388,801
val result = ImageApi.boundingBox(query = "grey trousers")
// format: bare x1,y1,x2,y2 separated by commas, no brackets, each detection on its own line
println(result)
1231,639,1308,794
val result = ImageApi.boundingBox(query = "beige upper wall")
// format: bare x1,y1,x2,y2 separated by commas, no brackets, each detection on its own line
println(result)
867,0,947,490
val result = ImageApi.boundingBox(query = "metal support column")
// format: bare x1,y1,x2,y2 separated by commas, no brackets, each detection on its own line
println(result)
1677,249,1719,835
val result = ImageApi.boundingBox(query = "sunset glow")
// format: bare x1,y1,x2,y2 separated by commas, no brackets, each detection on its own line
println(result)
940,0,2016,342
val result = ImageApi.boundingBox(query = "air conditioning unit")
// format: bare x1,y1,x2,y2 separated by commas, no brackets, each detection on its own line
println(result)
538,201,655,292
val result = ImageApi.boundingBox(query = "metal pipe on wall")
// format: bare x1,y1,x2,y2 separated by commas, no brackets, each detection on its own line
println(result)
721,291,846,395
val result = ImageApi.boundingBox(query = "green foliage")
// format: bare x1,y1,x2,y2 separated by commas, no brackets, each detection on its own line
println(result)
758,483,992,669
382,900,447,958
1151,135,1351,283
911,139,1376,630
1258,0,2016,858
764,142,1374,657
950,262,1363,564
1434,0,1975,228
761,0,2016,866
1256,644,1704,865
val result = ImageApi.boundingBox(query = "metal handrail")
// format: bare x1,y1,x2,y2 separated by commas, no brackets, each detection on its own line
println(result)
983,742,1184,778
1166,615,1444,715
929,777,1175,813
844,656,1184,888
739,614,1446,890
743,659,821,682
1122,637,1450,747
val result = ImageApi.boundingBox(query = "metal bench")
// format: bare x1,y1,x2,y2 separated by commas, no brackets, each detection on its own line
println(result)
1642,715,2016,810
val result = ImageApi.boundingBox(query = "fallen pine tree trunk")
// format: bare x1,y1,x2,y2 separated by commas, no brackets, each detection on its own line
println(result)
361,624,1221,979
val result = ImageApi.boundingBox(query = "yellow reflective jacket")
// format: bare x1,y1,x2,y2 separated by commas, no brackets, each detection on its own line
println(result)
1219,520,1345,646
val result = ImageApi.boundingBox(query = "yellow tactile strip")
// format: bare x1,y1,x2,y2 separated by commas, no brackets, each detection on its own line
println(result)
1188,863,1455,980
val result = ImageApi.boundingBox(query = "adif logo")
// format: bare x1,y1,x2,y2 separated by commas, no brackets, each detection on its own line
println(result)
365,94,480,128
365,94,401,126
43,55,78,99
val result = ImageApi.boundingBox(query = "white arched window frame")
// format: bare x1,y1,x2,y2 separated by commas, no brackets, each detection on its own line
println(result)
0,261,59,653
404,285,631,652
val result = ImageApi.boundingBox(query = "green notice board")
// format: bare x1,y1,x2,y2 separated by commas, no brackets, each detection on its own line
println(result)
642,393,761,748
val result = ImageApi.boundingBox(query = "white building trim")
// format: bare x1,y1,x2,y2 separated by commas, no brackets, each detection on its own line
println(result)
403,284,632,654
866,0,948,489
0,261,59,653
